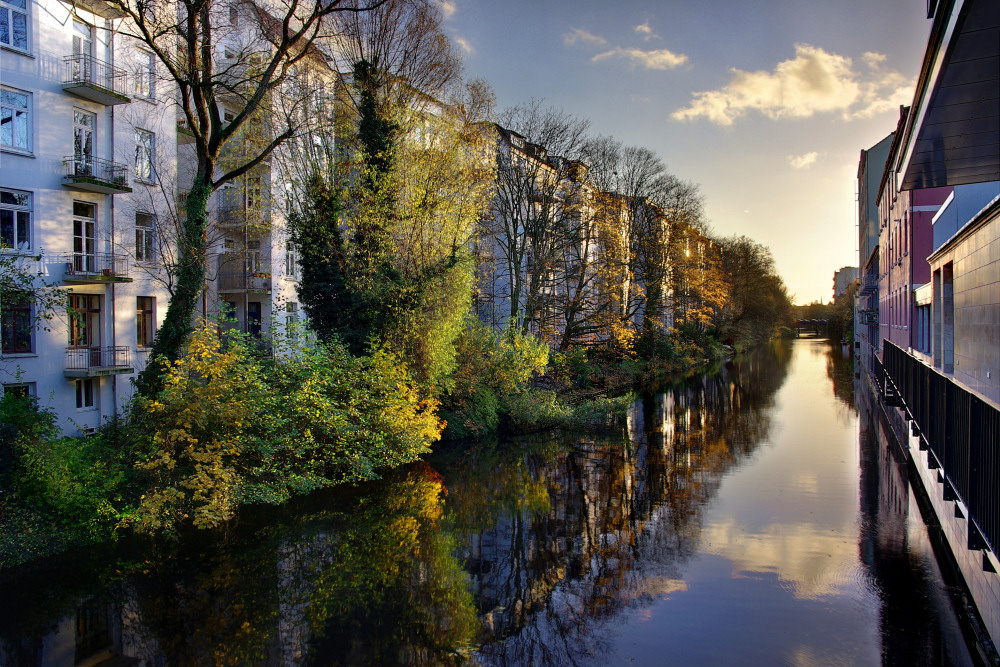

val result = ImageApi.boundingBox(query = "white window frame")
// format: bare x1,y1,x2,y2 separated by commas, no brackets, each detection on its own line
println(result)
0,0,29,53
284,240,297,279
135,211,155,262
135,50,156,100
75,377,96,410
0,187,31,250
135,128,155,183
1,87,30,153
2,382,35,398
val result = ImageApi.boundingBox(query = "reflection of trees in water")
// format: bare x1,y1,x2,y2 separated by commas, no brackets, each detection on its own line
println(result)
1,345,794,667
0,465,478,666
825,340,856,409
447,343,793,665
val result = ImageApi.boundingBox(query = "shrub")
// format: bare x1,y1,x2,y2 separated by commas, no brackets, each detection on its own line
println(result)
131,321,442,535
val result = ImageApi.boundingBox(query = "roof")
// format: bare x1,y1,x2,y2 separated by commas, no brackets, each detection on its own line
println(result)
898,0,1000,190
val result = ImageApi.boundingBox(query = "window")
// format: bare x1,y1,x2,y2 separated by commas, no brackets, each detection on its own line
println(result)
246,175,261,211
73,201,96,273
1,290,31,353
69,294,100,348
2,382,34,398
285,240,297,278
0,0,28,51
135,51,156,99
135,212,155,262
135,129,155,182
1,88,29,151
229,5,238,25
1,188,30,249
75,378,95,409
136,296,154,347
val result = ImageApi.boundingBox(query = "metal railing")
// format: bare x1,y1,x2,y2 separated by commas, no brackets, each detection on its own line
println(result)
64,154,130,189
217,270,271,292
62,53,128,97
63,252,129,279
65,346,132,372
883,340,1000,555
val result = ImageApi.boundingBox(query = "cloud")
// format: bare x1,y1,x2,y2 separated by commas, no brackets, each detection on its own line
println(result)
592,46,687,70
454,36,474,55
631,94,651,103
671,44,913,125
788,152,819,169
634,21,659,41
563,27,607,47
436,0,456,19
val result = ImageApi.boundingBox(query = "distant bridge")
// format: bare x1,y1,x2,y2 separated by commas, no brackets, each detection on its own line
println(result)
795,319,828,337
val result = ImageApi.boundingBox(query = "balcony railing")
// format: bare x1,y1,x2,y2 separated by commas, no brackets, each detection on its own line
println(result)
62,252,132,283
218,205,271,229
883,340,1000,560
63,155,132,194
65,346,133,377
218,271,271,293
62,54,130,105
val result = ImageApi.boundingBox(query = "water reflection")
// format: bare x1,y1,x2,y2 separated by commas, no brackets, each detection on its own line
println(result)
0,340,975,666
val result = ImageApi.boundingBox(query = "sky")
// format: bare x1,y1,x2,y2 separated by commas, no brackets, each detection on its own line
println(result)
436,0,933,305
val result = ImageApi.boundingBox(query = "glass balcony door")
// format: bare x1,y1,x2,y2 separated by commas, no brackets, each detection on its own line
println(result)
73,201,97,273
72,21,94,81
73,109,96,175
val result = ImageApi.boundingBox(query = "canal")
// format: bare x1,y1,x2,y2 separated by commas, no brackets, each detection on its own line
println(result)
0,338,978,665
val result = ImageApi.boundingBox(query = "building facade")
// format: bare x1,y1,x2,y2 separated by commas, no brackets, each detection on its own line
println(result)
1,0,176,433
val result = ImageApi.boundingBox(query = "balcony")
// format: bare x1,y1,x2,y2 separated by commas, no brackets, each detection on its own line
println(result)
65,346,133,378
218,270,271,293
63,155,132,194
217,205,271,230
62,54,130,105
68,0,127,18
63,252,132,284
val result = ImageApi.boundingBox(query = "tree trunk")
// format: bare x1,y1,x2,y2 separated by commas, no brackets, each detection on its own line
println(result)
136,176,211,396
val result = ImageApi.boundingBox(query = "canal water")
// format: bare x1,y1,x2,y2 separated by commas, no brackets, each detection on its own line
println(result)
0,338,978,666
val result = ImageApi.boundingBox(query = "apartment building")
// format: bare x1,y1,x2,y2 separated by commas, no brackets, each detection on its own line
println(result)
476,124,599,345
0,0,327,434
1,0,176,433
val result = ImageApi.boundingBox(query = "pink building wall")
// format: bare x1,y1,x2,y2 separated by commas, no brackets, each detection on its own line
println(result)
878,181,951,354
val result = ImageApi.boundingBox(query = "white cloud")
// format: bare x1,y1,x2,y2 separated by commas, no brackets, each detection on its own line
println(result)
436,0,456,19
634,21,659,41
563,27,607,47
592,46,687,70
788,152,819,169
454,36,474,55
671,44,914,125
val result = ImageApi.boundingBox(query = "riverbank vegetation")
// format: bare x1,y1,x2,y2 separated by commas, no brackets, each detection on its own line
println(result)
0,0,793,567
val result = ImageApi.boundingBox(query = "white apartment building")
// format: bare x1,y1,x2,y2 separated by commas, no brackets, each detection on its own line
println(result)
0,0,310,434
1,0,177,433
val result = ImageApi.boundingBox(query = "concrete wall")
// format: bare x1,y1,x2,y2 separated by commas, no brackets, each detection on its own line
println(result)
930,202,1000,404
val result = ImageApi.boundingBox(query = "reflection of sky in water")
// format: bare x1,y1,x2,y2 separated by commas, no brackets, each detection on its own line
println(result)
595,339,950,666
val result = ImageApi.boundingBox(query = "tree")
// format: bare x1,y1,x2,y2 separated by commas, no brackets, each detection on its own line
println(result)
714,235,793,350
479,102,591,340
290,1,494,388
107,0,386,395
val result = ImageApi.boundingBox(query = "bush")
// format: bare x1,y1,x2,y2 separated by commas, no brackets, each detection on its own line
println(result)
441,319,549,438
131,321,442,535
0,393,124,567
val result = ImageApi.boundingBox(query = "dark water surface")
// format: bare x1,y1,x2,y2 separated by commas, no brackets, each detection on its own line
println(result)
0,339,977,666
